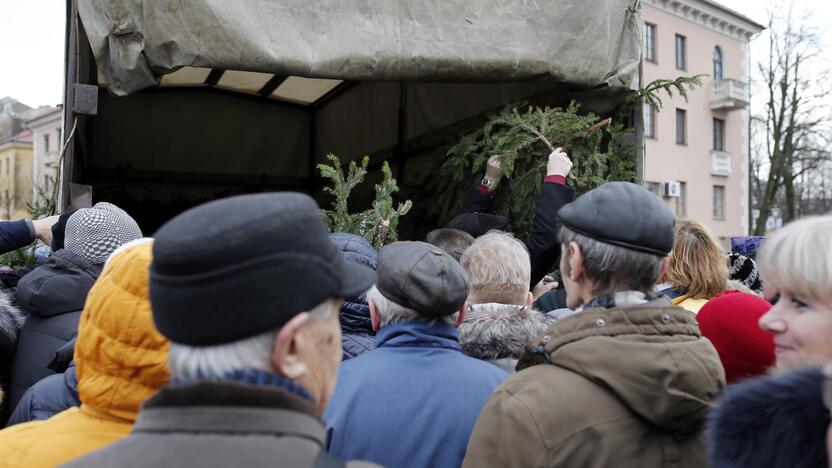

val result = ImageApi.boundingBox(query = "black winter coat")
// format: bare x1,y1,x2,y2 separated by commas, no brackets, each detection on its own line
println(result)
7,250,100,413
708,367,830,468
458,181,575,288
7,338,79,426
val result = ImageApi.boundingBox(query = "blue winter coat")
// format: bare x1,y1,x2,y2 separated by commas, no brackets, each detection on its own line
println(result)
328,233,378,360
325,320,508,468
0,220,33,256
707,366,829,468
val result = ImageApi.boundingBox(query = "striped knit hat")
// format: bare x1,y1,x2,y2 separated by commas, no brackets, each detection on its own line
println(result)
65,202,143,265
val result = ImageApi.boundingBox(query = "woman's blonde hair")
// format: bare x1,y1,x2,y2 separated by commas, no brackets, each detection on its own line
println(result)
662,219,728,299
757,215,832,304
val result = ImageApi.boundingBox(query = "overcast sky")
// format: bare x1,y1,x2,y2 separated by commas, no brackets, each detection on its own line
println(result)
0,0,829,108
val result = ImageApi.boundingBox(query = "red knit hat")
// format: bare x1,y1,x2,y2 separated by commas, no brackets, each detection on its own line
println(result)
698,291,775,384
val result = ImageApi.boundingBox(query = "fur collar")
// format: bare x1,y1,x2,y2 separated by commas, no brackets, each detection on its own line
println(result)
0,290,25,345
707,367,829,468
458,303,551,362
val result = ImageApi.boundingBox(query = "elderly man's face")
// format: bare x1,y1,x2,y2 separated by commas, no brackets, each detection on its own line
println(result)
277,299,343,416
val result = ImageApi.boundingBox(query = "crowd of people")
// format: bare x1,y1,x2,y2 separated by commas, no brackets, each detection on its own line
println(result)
0,148,829,468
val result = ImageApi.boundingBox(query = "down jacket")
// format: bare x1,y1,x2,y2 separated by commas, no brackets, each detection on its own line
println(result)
329,233,378,360
7,338,80,426
462,297,725,468
0,241,170,468
458,303,552,373
7,249,101,413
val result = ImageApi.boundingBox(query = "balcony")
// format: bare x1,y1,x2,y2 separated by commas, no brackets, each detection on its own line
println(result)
711,150,732,176
710,79,749,110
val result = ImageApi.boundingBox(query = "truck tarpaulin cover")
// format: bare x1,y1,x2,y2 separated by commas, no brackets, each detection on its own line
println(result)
78,0,643,96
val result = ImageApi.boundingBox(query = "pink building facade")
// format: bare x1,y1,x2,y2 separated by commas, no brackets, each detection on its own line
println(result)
642,0,763,241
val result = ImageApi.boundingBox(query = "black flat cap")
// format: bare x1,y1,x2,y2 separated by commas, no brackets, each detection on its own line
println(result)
557,182,675,256
447,212,509,238
376,241,470,317
150,192,376,346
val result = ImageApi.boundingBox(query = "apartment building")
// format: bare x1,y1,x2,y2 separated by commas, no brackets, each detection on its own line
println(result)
642,0,764,240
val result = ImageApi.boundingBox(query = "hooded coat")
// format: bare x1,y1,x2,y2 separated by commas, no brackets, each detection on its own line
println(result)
707,367,830,468
462,297,726,468
458,303,552,373
0,242,170,468
7,249,101,413
328,233,379,360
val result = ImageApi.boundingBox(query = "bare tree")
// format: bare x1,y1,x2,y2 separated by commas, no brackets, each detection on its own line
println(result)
752,6,831,235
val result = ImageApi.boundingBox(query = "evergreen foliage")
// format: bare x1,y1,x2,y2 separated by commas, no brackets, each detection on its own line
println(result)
429,75,704,237
318,154,412,249
429,101,636,236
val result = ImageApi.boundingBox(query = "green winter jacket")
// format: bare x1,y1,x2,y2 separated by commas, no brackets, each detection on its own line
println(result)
462,297,725,468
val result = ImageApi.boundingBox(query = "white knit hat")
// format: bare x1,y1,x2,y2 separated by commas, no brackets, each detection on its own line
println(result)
65,202,143,265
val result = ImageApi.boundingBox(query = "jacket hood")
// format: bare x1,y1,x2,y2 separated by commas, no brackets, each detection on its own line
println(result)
707,367,829,468
519,298,725,436
459,303,551,362
16,249,102,317
75,240,169,421
329,233,378,334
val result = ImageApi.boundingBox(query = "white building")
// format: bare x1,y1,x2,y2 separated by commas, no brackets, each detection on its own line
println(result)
26,106,62,203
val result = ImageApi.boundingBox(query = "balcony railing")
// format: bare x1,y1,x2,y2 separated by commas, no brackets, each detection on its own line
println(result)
710,79,749,110
711,150,732,176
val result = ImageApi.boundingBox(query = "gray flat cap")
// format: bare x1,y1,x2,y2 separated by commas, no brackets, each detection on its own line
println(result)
376,241,470,317
557,182,675,256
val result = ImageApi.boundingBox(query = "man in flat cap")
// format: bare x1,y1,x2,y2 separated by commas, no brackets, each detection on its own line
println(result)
325,241,508,468
463,182,725,468
63,193,379,468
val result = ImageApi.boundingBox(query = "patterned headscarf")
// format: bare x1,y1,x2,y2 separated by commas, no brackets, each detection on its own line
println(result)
65,202,143,265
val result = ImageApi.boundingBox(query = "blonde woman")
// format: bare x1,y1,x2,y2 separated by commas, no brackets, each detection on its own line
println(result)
658,219,728,313
757,215,832,370
707,216,832,468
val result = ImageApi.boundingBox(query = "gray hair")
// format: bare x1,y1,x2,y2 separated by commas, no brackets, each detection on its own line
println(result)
168,299,338,380
559,226,665,295
461,231,530,305
366,286,456,327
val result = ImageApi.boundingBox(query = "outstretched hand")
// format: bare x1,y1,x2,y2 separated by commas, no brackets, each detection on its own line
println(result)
547,148,573,178
32,215,60,245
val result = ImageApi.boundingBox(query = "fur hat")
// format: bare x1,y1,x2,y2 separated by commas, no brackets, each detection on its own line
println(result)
65,203,143,265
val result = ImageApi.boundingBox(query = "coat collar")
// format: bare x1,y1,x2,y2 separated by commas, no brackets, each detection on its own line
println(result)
519,297,699,368
374,320,462,353
134,381,324,444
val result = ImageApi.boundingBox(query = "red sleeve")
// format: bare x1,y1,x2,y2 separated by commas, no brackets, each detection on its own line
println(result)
543,175,566,185
476,184,496,197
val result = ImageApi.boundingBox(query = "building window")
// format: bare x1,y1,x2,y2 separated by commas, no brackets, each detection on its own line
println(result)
646,181,661,198
4,158,8,175
43,134,50,152
713,185,725,220
713,46,724,80
44,175,50,192
713,118,725,151
675,109,687,145
644,104,656,139
675,34,687,70
644,23,657,62
675,182,687,217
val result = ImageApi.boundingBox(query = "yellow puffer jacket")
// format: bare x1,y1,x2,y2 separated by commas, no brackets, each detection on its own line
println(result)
0,241,169,468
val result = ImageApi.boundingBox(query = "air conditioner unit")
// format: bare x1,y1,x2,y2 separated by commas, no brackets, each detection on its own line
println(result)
664,181,682,198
